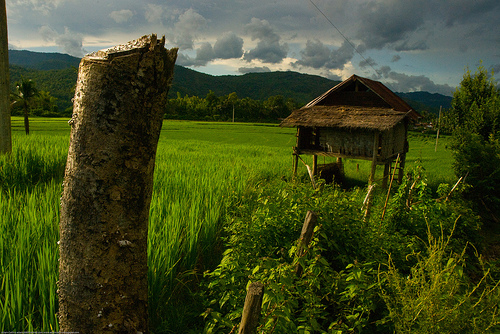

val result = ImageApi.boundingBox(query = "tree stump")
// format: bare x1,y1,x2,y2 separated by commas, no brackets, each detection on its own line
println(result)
58,34,177,334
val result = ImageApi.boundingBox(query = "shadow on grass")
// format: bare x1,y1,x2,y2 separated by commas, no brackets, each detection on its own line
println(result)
0,148,67,193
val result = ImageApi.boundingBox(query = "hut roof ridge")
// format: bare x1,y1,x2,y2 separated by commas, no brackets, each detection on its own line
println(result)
302,74,420,120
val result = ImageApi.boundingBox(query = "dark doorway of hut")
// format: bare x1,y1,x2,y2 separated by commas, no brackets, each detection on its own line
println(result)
292,148,406,190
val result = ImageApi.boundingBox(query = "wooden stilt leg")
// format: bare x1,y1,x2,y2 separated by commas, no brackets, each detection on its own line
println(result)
382,163,390,188
293,153,299,176
337,157,344,176
398,153,406,183
313,154,318,176
369,132,379,185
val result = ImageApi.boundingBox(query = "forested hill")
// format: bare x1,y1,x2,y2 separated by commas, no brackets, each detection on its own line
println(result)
172,65,337,105
8,49,451,114
8,49,336,105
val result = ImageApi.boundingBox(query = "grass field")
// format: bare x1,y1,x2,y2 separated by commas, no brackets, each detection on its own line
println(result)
0,117,456,332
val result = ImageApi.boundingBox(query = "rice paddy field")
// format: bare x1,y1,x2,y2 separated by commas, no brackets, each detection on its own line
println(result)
0,117,455,332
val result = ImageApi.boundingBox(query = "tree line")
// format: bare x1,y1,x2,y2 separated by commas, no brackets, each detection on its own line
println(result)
165,91,299,122
8,77,301,123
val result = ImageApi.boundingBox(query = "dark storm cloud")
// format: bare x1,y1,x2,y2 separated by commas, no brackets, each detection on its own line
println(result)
214,32,244,59
177,42,214,67
490,64,500,76
195,42,216,63
5,0,500,90
394,40,428,52
293,39,331,69
178,32,245,67
243,18,288,64
353,0,500,53
355,0,428,50
293,39,354,70
441,0,500,27
377,66,454,96
359,57,377,69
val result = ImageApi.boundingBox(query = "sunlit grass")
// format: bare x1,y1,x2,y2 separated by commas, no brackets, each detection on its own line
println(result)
0,118,456,332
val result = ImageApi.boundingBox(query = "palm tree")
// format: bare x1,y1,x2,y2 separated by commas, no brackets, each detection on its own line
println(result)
13,77,38,135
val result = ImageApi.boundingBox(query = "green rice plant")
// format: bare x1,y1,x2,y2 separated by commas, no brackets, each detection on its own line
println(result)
0,118,461,332
0,133,67,193
0,181,61,332
148,139,293,332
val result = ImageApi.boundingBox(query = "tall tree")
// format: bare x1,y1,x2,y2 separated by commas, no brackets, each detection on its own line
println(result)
450,65,500,214
12,78,38,135
450,64,498,136
0,0,11,153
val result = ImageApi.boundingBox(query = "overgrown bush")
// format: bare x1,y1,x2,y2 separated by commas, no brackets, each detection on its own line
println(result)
380,222,500,333
201,167,496,333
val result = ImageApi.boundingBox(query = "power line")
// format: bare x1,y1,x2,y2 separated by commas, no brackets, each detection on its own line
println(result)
308,0,381,77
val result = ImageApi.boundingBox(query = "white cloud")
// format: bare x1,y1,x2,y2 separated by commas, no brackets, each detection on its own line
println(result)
171,8,208,50
110,9,133,24
38,25,86,57
293,39,354,70
144,4,165,24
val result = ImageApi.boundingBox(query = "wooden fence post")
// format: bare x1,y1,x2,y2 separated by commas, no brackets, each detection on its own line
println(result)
238,282,265,334
58,34,177,334
295,210,318,276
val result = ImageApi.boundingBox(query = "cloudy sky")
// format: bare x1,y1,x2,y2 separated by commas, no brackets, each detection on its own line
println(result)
5,0,500,96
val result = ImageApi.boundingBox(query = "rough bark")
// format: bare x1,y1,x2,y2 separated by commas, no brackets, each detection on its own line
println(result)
58,34,177,334
0,0,11,154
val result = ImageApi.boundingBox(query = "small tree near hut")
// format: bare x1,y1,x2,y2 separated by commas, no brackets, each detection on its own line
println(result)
450,64,500,214
58,34,177,333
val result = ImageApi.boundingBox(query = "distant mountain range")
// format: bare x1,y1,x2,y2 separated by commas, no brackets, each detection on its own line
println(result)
8,49,452,114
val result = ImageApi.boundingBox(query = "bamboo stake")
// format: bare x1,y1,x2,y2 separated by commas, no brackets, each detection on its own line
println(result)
381,154,400,221
297,155,317,190
435,106,442,152
362,183,377,222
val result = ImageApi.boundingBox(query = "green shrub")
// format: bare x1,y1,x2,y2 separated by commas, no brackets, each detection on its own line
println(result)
380,222,500,333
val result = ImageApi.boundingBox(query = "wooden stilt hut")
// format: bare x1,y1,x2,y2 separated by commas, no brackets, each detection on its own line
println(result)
280,74,420,187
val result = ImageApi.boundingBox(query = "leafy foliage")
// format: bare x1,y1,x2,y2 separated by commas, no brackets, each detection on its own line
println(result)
202,165,495,333
448,64,500,212
9,65,77,114
165,91,299,122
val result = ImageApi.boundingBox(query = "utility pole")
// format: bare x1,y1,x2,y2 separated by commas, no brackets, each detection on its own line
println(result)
0,0,11,154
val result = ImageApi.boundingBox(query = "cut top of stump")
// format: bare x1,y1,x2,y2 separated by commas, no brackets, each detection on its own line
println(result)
86,34,166,61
